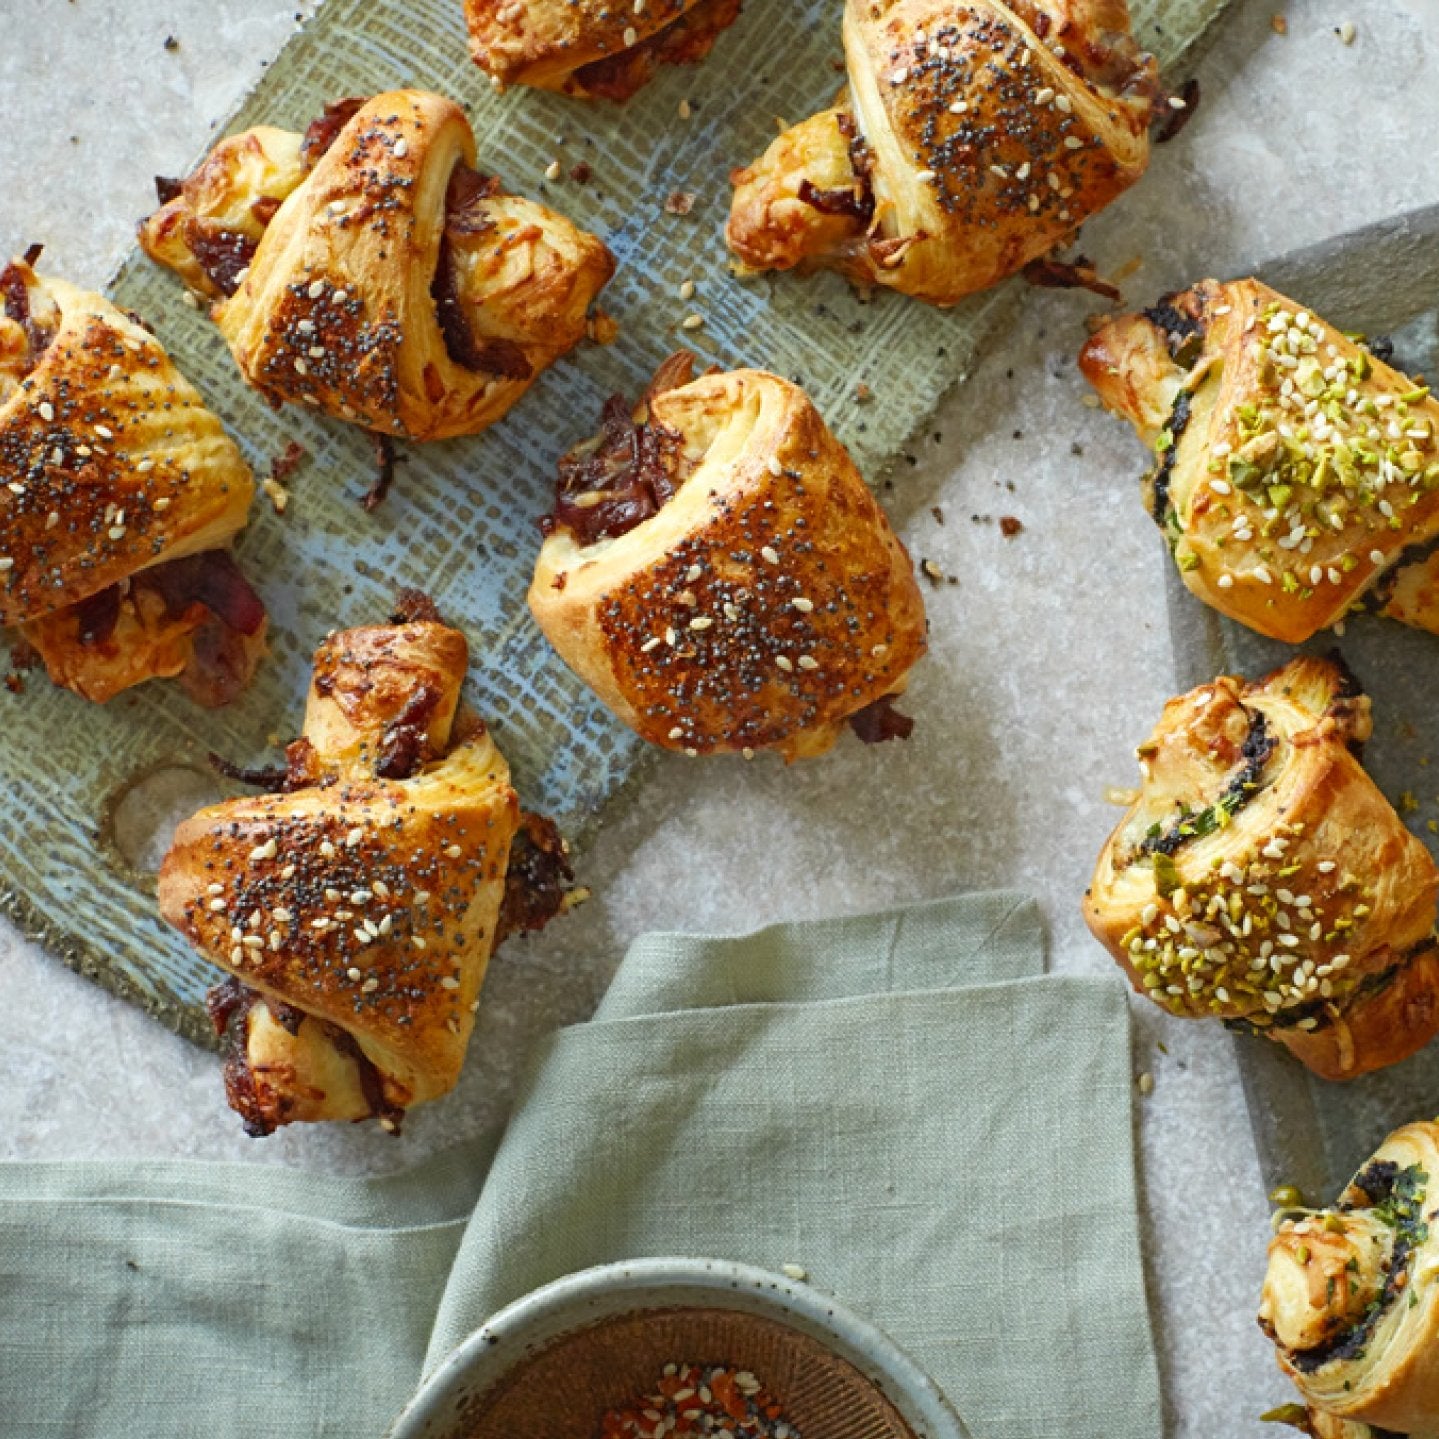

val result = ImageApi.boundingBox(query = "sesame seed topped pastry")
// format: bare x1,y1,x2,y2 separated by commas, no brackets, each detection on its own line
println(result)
140,90,615,444
1260,1122,1439,1436
528,354,928,760
1084,656,1439,1082
726,0,1159,307
1080,278,1439,645
0,247,266,705
465,0,743,102
158,593,576,1136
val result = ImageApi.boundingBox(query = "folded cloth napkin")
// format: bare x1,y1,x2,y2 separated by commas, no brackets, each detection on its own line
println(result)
0,893,1160,1439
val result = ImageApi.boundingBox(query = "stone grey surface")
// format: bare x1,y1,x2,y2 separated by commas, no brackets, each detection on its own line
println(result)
2,0,1438,1435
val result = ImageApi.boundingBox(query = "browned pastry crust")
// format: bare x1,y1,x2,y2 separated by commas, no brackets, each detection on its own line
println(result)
1084,656,1439,1080
140,90,615,442
1080,278,1439,644
528,358,927,759
465,0,742,101
1261,1123,1439,1435
0,251,264,704
158,612,560,1133
727,0,1157,306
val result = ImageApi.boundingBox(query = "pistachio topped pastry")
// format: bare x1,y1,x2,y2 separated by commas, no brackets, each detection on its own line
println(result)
1085,656,1439,1081
1261,1122,1439,1436
1081,278,1439,644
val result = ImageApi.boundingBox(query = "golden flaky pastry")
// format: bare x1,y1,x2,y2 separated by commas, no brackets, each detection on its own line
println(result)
0,247,265,705
1080,278,1439,644
140,90,615,443
465,0,742,101
529,355,928,760
158,595,575,1135
1084,656,1439,1081
727,0,1158,306
1261,1122,1439,1437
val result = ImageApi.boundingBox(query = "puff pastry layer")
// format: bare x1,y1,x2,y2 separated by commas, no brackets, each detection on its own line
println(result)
727,0,1157,305
1085,656,1439,1081
466,0,742,100
1262,1122,1439,1436
1081,278,1439,644
0,249,264,704
529,356,927,759
158,598,572,1133
141,90,615,442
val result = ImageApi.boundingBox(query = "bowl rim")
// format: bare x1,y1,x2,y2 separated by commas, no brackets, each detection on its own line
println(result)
389,1256,971,1439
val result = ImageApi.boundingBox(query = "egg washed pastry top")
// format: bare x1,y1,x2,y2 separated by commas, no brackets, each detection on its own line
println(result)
0,248,265,705
1085,656,1439,1082
529,355,928,759
140,90,615,443
727,0,1158,306
1262,1122,1439,1437
1081,277,1439,645
159,597,576,1134
465,0,743,101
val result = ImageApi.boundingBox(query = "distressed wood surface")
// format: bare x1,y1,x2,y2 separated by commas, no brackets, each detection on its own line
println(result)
3,0,1232,1044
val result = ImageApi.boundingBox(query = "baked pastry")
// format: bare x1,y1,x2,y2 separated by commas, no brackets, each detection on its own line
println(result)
1261,1122,1439,1435
157,594,575,1134
726,0,1158,306
1080,278,1439,644
140,90,615,444
1084,656,1439,1081
0,246,265,705
465,0,743,101
528,355,928,759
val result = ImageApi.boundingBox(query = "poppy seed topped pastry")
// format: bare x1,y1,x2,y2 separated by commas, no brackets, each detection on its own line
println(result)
158,594,575,1135
1084,656,1439,1081
0,247,265,705
465,0,743,101
140,90,615,444
528,355,928,759
1080,277,1439,644
1261,1122,1439,1436
727,0,1159,306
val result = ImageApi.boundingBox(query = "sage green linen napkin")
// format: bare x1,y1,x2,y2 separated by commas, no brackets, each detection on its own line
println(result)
0,893,1158,1439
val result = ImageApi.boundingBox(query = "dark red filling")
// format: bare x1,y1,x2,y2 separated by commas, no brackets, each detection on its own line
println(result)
542,392,687,546
74,549,266,647
1,243,56,376
798,113,876,228
497,813,575,944
430,164,534,379
849,694,915,744
300,96,368,168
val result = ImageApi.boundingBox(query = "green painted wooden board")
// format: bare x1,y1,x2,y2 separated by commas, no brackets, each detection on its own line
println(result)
4,0,1233,1045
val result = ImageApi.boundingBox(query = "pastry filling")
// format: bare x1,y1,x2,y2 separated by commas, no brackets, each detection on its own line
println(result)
541,355,698,546
569,0,743,102
429,164,534,380
797,113,876,228
1138,709,1275,856
71,550,266,650
0,245,57,388
1285,1161,1429,1372
848,693,915,745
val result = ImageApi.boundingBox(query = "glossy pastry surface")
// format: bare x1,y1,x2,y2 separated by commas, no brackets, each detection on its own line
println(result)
1085,656,1439,1080
140,90,615,443
158,596,572,1134
1081,277,1439,644
0,249,265,704
465,0,742,101
727,0,1158,305
1262,1122,1439,1435
529,355,927,760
